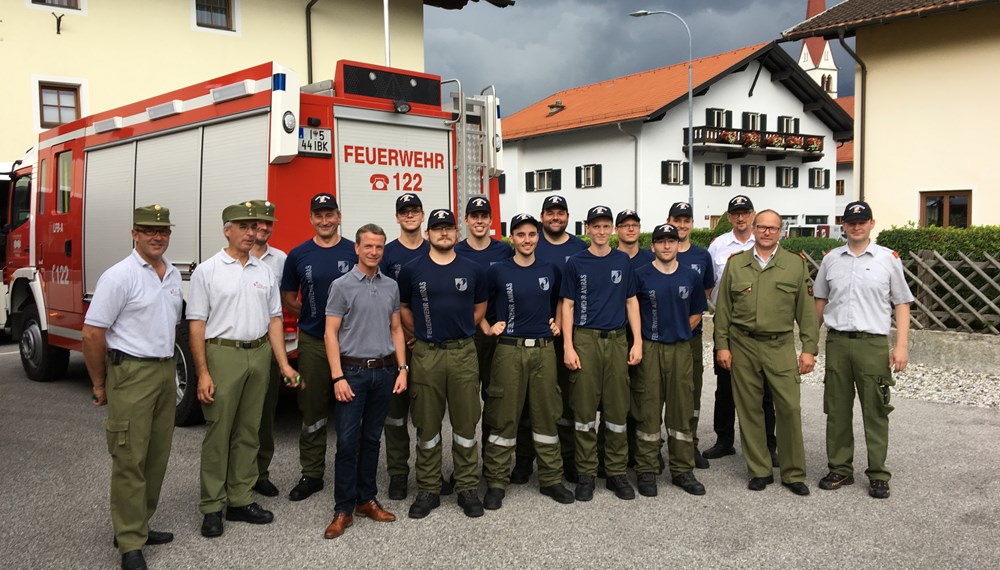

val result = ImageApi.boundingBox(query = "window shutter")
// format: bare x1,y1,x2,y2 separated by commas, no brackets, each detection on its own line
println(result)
661,161,669,184
552,169,562,190
525,172,534,192
724,164,733,186
706,108,716,127
725,110,733,128
575,166,583,188
759,165,765,187
500,222,507,236
575,221,584,235
740,164,749,186
793,118,800,133
682,162,689,185
498,173,506,194
594,164,602,187
778,115,790,132
760,114,767,132
792,168,799,188
705,163,713,186
741,112,750,130
824,169,830,189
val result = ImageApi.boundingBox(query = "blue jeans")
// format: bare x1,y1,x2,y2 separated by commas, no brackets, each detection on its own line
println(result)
334,365,395,514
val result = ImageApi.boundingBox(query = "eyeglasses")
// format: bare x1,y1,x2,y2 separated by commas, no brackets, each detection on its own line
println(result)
398,208,423,217
617,224,640,230
754,225,781,234
730,211,754,219
135,227,172,236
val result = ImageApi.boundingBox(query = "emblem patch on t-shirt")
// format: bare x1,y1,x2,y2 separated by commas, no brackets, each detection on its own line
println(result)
455,278,468,291
538,277,550,291
338,260,350,273
611,270,622,284
678,286,690,299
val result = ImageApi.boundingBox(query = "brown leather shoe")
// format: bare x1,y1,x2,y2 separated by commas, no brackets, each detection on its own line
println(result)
355,499,396,522
323,513,353,539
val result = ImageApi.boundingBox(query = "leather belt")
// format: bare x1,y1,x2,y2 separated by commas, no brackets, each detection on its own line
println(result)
736,327,790,341
341,355,396,368
577,327,626,339
419,337,473,350
828,328,886,339
207,335,268,349
108,349,173,363
498,336,550,348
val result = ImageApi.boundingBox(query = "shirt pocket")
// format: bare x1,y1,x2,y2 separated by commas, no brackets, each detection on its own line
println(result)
729,281,754,322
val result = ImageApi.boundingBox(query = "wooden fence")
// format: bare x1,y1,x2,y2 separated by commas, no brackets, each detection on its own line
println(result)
801,250,1000,335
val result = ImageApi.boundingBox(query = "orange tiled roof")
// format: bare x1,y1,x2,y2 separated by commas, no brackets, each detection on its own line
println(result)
503,42,771,141
783,0,994,39
835,96,855,164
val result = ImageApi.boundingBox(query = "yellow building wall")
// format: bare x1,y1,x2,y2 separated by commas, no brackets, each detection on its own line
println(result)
857,5,1000,231
1,0,425,159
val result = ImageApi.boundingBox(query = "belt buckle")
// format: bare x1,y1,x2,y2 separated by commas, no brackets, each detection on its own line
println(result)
524,338,537,347
240,341,252,349
365,358,377,368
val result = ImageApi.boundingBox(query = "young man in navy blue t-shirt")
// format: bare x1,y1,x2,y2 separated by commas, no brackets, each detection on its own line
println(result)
380,193,430,501
560,205,641,502
615,209,655,270
668,201,715,469
280,193,357,502
398,209,488,520
480,213,576,509
632,223,707,498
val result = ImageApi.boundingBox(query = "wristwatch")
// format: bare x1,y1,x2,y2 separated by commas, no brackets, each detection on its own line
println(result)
397,365,409,372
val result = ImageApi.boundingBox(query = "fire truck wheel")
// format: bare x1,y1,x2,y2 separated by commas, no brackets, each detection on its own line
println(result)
173,320,204,426
19,304,70,382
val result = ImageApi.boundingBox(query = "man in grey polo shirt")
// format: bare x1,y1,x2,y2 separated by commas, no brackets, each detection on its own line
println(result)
322,223,408,538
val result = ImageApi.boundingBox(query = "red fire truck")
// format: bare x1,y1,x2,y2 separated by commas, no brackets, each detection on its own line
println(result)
1,60,503,425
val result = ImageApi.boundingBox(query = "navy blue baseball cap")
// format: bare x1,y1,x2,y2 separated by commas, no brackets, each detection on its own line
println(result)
651,223,680,242
509,213,540,232
541,195,568,212
466,196,491,216
311,193,338,212
668,202,693,219
396,193,422,212
427,209,457,229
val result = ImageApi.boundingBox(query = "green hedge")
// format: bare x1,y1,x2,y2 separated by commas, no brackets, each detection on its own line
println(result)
875,226,1000,261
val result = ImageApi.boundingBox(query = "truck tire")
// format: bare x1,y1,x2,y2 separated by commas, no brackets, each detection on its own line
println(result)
173,320,204,426
19,304,70,382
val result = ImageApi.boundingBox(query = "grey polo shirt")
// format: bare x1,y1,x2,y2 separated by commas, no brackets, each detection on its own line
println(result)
325,265,399,359
813,242,914,335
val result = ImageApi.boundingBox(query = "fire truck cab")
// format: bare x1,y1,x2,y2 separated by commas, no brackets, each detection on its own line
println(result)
2,60,503,425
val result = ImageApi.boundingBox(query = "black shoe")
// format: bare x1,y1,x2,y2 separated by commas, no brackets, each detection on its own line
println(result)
253,478,279,497
769,448,780,468
575,474,595,502
226,502,274,524
783,481,810,496
636,472,658,497
747,475,774,491
540,483,575,504
818,472,855,491
869,479,891,499
408,492,441,519
509,457,534,484
121,551,147,570
694,448,710,469
483,487,505,510
605,474,636,500
457,489,485,518
288,476,323,501
563,463,578,483
672,472,707,496
440,474,456,496
702,442,736,459
388,474,408,500
113,530,173,548
200,512,223,538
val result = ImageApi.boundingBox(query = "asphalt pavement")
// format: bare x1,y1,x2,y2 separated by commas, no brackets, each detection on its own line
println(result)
0,345,998,570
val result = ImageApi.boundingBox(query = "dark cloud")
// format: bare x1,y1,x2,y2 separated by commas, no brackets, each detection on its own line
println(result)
424,0,853,114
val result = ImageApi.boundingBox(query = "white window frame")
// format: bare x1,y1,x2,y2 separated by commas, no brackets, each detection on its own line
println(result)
25,0,87,15
535,169,553,192
777,166,795,189
31,74,89,134
743,165,763,188
778,116,794,133
809,167,828,189
708,163,726,187
745,112,761,131
581,164,597,188
665,160,683,185
191,0,241,36
708,108,725,128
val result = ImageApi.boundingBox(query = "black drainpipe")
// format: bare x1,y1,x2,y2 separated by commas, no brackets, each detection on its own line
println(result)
837,28,866,201
306,0,321,84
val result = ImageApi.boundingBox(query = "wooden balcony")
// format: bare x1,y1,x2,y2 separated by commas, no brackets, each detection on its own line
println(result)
684,126,825,163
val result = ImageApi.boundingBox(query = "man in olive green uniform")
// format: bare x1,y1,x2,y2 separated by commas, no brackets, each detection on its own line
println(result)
714,209,818,496
814,201,913,499
83,205,182,570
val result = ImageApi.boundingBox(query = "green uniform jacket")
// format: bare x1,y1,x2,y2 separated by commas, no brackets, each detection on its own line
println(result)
714,245,819,355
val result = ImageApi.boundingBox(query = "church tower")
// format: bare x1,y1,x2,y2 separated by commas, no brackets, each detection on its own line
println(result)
798,0,838,97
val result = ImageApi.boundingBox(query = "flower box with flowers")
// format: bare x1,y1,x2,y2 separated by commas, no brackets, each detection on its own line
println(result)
765,134,785,148
743,131,762,148
718,130,740,144
805,137,823,151
786,135,805,149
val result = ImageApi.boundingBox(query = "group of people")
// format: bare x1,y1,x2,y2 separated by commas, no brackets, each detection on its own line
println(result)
83,190,913,570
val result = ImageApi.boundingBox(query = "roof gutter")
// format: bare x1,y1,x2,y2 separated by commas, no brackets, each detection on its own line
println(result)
306,0,321,84
837,27,866,201
617,122,640,213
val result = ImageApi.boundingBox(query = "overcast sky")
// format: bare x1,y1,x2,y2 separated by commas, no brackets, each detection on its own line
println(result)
424,0,852,115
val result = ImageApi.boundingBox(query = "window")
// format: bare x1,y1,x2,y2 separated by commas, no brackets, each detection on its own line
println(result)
497,173,506,195
575,164,602,188
777,115,799,134
32,0,79,7
835,216,844,225
740,165,765,188
705,108,732,128
741,112,766,132
781,215,798,226
661,160,688,185
809,168,830,189
705,163,731,187
921,190,971,228
11,175,32,229
196,0,233,30
524,169,561,192
805,215,828,225
39,83,80,128
500,222,507,236
574,221,584,235
56,151,72,214
37,158,47,214
777,166,799,188
836,179,845,196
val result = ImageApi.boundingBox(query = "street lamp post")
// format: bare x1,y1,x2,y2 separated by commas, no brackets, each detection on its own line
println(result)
630,9,695,215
